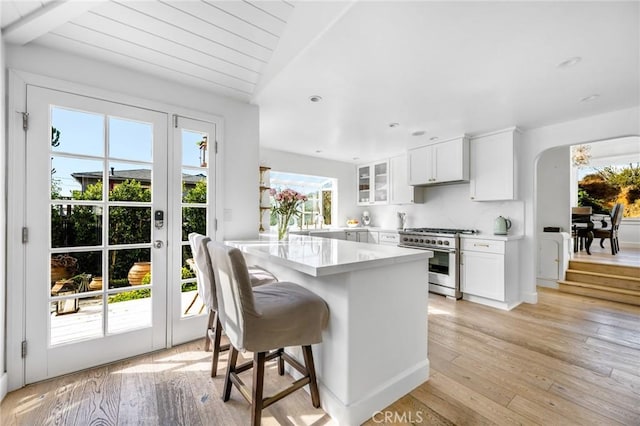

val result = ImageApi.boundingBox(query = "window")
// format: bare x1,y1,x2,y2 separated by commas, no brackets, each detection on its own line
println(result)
576,163,640,218
269,171,336,228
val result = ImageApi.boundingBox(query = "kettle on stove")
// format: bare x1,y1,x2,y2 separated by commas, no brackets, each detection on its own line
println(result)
494,216,512,235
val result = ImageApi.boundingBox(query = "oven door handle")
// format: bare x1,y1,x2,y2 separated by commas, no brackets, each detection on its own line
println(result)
398,244,456,254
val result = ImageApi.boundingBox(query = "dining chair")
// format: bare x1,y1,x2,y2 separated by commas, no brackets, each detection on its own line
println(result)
571,206,594,253
207,241,329,426
188,233,278,377
593,203,624,255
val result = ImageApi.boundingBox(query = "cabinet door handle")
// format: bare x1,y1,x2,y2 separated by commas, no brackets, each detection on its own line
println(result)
474,243,490,247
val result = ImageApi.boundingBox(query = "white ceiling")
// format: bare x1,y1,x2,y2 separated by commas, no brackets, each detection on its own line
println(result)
2,1,639,164
1,0,295,100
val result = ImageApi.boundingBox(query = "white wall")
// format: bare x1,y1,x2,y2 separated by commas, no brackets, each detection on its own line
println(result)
260,147,358,227
0,0,8,402
522,107,640,303
363,184,524,235
6,44,260,241
536,146,571,232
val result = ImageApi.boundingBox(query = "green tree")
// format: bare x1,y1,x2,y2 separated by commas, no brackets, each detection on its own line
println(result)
107,180,151,281
181,179,207,279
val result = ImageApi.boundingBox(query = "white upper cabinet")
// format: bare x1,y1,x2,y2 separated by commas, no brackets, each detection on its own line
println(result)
357,160,389,205
408,136,469,185
389,154,424,204
470,128,520,201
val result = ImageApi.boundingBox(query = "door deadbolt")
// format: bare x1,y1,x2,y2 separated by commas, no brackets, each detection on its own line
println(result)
154,210,164,229
154,240,164,249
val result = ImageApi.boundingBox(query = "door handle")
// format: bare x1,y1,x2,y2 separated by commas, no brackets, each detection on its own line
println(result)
154,240,164,249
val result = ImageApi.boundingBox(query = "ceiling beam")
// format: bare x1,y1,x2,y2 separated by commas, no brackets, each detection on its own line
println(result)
2,0,108,45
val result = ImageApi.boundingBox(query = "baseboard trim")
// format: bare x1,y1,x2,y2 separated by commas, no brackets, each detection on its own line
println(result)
0,372,8,403
462,294,524,311
319,359,430,425
620,241,640,249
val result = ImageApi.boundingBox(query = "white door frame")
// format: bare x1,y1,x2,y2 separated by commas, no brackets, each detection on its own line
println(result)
6,69,224,391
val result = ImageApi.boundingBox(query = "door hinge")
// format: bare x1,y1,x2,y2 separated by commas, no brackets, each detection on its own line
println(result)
22,227,28,243
215,141,218,154
214,218,218,231
21,340,27,358
22,112,29,130
173,114,178,128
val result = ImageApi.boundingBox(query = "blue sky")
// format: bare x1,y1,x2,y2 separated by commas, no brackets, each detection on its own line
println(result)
51,107,205,197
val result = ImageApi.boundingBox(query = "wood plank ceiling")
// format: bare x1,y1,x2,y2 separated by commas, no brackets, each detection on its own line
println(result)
1,0,295,101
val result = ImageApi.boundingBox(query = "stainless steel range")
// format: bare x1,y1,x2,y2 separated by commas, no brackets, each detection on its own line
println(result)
398,228,477,299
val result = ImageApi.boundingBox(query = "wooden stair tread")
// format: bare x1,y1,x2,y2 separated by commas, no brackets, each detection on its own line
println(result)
558,280,640,296
557,281,640,306
565,269,640,282
567,260,640,278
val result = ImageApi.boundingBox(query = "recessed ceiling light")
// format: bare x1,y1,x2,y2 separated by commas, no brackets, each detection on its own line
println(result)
309,95,323,103
580,94,600,103
557,56,582,68
430,136,439,141
352,157,360,161
315,150,322,153
389,122,400,128
411,130,426,137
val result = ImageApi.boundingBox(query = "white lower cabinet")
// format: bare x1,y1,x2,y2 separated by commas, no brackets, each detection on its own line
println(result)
460,237,520,310
378,232,399,246
537,232,571,288
346,230,378,243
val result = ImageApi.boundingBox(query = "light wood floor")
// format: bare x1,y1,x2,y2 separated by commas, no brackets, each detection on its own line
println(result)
2,289,639,425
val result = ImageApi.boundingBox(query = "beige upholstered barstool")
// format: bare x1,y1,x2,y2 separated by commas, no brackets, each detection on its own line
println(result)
207,241,329,426
188,233,277,377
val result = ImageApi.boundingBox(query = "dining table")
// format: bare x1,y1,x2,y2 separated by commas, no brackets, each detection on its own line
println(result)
572,213,609,255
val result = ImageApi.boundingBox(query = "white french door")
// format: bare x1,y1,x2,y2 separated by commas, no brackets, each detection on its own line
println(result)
22,86,215,383
170,116,216,345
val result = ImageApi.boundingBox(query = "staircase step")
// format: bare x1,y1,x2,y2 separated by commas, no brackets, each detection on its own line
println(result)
564,269,640,291
568,260,640,278
558,280,640,306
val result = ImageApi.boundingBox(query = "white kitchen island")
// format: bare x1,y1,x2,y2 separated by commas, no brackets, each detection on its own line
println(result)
226,235,431,425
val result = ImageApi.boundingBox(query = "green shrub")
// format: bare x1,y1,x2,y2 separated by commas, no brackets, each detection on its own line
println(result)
108,289,151,303
181,282,197,292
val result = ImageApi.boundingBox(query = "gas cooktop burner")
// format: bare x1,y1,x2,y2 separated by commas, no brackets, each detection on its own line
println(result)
402,228,477,235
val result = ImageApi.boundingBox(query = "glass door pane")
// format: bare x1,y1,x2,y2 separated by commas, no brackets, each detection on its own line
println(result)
358,165,371,204
374,162,388,203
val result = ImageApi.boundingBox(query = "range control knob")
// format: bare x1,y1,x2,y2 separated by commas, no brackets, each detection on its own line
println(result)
443,240,450,246
403,237,409,242
419,239,424,243
437,240,443,245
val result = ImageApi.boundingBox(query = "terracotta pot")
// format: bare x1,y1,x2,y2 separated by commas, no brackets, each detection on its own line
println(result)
89,276,103,291
128,262,151,285
51,265,70,282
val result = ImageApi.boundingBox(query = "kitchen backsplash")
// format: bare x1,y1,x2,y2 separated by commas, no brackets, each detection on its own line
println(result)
363,183,525,235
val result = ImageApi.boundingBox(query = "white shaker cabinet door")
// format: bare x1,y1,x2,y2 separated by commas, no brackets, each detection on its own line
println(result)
460,250,505,301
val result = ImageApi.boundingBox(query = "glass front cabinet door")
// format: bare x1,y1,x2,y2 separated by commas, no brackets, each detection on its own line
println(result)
357,161,389,205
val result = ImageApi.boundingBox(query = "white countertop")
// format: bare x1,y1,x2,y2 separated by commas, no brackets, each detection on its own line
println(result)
289,226,401,234
460,233,524,241
226,234,431,277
